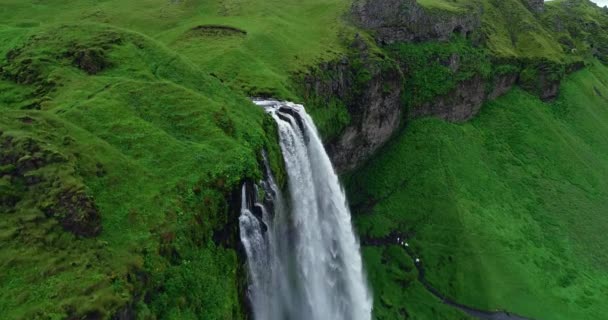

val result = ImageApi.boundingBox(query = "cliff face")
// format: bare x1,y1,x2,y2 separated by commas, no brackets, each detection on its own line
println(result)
410,73,518,122
298,0,598,172
299,37,404,172
351,0,481,44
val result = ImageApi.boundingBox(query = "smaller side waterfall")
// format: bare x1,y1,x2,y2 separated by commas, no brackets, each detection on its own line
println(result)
239,184,270,319
239,100,372,320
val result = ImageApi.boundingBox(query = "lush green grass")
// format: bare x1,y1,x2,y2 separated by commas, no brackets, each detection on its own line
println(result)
2,0,608,319
0,22,285,318
0,0,353,317
416,0,470,12
0,0,352,98
543,0,608,63
387,36,492,108
363,245,473,319
416,0,568,61
347,61,608,319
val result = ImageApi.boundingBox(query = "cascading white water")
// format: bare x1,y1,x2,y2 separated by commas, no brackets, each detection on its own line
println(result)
239,100,372,320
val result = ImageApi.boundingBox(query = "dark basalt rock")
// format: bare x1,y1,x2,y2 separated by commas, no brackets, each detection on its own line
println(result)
67,47,110,75
523,0,545,14
411,73,518,122
189,25,247,37
351,0,481,45
298,36,404,172
43,190,102,237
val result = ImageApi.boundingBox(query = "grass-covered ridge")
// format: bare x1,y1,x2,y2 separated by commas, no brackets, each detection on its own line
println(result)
414,0,585,62
543,0,608,63
0,22,285,318
346,61,608,319
0,0,352,99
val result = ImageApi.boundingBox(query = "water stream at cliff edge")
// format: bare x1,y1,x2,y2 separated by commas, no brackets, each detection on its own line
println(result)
239,100,372,320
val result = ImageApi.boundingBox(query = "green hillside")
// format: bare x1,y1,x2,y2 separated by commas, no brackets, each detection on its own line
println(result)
0,0,351,98
0,22,286,318
347,61,608,319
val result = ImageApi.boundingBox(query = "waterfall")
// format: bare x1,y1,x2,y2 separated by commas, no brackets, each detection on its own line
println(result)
239,100,372,320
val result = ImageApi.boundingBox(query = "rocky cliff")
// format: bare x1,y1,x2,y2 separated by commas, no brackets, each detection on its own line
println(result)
410,73,517,122
524,0,545,14
298,0,595,172
351,0,481,44
298,37,404,172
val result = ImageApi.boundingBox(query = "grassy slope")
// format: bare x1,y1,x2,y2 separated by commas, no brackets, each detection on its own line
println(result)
0,0,351,98
0,0,351,318
543,0,608,63
346,61,608,319
0,22,284,319
418,0,567,61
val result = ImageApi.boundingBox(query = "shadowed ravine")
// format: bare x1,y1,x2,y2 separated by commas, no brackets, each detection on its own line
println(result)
239,100,372,320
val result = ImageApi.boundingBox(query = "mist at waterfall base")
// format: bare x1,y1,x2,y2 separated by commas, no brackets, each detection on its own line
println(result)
238,100,373,320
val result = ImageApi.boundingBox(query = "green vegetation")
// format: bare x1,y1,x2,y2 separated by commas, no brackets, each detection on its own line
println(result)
387,37,492,107
363,245,473,319
306,97,351,140
0,21,286,319
347,61,608,319
0,0,354,317
0,0,352,99
416,0,469,12
543,0,608,63
416,0,567,61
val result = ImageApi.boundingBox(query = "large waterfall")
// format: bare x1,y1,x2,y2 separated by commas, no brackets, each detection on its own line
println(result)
239,100,372,320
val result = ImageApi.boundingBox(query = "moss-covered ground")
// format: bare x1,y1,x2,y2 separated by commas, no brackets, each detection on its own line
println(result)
0,17,288,320
346,61,608,319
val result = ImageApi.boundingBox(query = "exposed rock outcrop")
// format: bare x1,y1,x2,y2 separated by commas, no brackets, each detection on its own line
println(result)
0,132,102,237
410,73,517,122
298,37,404,172
523,0,545,14
66,47,111,75
518,59,565,101
351,0,481,44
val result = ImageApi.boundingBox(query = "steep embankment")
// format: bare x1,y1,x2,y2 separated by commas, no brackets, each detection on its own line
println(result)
0,23,286,318
0,0,354,318
346,61,608,320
